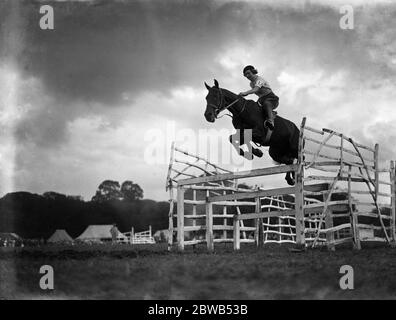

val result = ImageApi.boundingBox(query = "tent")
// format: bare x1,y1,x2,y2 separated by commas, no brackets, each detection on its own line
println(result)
76,225,128,242
0,232,22,247
47,229,73,243
0,232,21,241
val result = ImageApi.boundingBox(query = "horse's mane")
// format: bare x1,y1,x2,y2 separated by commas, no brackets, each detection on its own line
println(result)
221,87,255,105
220,88,239,100
209,84,252,104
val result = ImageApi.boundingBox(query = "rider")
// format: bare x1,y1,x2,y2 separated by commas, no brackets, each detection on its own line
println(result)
238,65,279,130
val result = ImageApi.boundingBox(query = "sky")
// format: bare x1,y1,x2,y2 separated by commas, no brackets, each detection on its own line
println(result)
0,0,396,201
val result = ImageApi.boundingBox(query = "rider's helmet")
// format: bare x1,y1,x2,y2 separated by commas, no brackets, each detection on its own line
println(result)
243,65,258,75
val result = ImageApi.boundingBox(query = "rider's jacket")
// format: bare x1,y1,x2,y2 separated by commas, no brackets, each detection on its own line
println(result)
250,75,273,98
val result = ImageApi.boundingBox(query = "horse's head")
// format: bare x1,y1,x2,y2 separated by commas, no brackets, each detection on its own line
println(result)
204,79,223,123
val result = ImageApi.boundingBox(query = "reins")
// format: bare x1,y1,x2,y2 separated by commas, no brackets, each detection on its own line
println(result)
210,88,247,120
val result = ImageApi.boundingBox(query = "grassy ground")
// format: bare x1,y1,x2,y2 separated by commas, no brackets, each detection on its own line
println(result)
1,243,396,299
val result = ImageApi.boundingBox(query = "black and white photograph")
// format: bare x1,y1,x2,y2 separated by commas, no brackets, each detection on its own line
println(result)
1,0,396,304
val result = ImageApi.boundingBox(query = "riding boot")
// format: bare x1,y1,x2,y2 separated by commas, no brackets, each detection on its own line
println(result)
262,101,275,130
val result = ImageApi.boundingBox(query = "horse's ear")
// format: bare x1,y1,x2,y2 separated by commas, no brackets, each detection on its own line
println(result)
214,79,219,88
204,82,211,91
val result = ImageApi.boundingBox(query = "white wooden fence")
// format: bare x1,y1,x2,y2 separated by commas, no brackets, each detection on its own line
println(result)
166,118,396,251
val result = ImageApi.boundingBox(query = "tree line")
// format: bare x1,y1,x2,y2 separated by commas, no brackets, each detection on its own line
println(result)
0,180,169,239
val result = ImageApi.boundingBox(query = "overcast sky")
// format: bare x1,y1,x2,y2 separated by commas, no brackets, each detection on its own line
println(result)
0,0,396,201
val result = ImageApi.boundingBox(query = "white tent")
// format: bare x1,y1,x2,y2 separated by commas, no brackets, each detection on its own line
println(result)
47,229,73,243
76,225,128,242
0,233,21,241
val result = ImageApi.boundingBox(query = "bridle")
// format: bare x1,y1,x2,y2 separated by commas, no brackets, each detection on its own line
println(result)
208,87,246,119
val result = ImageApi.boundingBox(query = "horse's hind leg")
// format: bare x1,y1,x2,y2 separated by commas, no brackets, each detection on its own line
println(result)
268,148,294,165
285,171,295,186
269,147,296,185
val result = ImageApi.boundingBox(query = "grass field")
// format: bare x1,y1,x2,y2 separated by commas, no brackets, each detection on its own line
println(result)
1,243,396,299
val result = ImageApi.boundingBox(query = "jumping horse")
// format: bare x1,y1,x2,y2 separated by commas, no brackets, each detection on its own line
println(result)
204,79,300,185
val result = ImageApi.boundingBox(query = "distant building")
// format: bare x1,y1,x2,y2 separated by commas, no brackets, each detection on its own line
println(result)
0,233,22,247
47,229,74,244
76,225,128,243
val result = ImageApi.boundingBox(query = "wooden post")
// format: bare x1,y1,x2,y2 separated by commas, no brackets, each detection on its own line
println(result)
254,197,259,246
177,186,185,251
223,189,227,241
258,217,263,246
295,117,306,247
374,144,380,204
348,165,361,250
168,198,174,250
324,191,335,251
233,215,240,250
167,142,176,251
236,206,247,240
340,134,344,178
295,166,305,247
192,189,197,245
390,161,396,244
374,143,383,242
206,202,214,252
254,196,263,247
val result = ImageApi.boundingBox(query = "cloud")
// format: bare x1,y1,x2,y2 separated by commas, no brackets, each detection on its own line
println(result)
9,1,395,106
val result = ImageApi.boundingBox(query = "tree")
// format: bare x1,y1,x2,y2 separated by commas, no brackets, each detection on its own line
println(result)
67,195,84,201
121,181,144,201
91,180,122,202
43,191,67,200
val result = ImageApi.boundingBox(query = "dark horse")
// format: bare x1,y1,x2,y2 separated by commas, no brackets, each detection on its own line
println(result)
204,79,300,185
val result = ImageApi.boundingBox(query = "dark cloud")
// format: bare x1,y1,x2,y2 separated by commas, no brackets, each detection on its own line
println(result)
6,0,394,107
9,0,235,105
1,1,394,142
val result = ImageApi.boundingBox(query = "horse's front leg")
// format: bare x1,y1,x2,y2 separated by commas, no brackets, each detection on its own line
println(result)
238,128,261,160
229,132,248,158
251,145,263,158
229,130,253,160
251,128,264,158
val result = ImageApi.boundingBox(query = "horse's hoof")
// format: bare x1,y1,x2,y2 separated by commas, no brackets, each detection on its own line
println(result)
285,177,295,186
252,148,263,158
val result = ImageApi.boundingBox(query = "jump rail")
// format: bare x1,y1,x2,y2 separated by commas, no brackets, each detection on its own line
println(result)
166,118,396,251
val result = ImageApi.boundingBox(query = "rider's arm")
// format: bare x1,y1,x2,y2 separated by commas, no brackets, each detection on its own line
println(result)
239,86,259,96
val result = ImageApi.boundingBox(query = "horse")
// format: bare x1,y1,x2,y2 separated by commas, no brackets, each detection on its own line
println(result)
204,79,300,185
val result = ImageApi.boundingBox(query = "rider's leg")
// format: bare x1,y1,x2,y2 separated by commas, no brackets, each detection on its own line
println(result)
258,96,276,130
263,100,275,130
